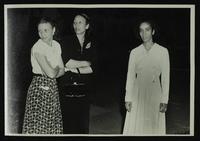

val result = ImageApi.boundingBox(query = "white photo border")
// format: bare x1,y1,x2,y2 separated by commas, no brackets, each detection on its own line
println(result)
4,4,195,137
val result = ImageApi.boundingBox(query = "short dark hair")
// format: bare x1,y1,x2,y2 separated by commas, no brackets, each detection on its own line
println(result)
135,19,158,42
37,17,56,28
139,20,156,33
75,13,90,25
73,13,92,38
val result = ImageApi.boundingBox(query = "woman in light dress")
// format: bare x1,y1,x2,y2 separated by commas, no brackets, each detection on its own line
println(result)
123,20,170,135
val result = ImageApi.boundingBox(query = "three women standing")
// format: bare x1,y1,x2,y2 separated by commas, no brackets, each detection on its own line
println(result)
123,21,170,135
22,15,169,135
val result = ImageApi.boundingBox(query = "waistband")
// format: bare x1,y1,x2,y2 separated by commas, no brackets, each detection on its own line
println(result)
65,94,86,98
33,73,44,77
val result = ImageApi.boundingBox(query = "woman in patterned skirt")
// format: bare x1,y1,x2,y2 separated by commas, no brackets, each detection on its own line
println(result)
22,17,65,134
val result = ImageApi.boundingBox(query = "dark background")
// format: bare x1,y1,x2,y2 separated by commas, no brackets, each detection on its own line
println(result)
6,7,191,135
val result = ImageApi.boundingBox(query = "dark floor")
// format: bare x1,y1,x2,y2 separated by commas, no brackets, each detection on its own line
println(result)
89,69,190,134
6,70,191,135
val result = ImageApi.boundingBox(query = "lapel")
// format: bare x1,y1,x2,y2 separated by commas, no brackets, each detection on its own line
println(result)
73,34,90,54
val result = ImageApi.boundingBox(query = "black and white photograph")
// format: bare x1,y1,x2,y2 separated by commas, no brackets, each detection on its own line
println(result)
4,3,196,137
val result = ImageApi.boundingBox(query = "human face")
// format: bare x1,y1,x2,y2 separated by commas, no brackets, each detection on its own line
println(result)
73,15,89,35
139,22,155,43
38,22,55,42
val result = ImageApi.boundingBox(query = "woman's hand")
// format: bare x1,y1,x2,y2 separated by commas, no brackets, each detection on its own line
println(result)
159,103,168,113
55,65,60,71
53,66,65,78
125,102,132,112
64,67,71,72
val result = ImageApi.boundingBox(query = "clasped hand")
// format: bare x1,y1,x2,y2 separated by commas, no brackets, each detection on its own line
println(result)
125,102,167,113
159,103,168,113
125,102,132,112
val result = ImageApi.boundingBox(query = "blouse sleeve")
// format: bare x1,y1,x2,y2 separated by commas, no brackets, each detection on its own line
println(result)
125,50,136,102
57,43,61,54
32,42,46,56
161,48,170,104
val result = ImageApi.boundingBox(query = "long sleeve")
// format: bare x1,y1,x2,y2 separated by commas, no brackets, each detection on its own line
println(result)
84,41,98,74
161,48,170,104
60,36,73,65
125,50,136,102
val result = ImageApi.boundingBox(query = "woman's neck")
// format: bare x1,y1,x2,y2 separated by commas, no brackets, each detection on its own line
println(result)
143,40,154,51
76,34,85,47
77,33,85,40
42,38,53,47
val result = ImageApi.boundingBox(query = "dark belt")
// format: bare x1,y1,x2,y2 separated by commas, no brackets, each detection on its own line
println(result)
65,94,86,98
33,73,44,77
60,82,88,98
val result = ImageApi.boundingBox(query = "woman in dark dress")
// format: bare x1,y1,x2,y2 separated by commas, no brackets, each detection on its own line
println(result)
58,13,96,134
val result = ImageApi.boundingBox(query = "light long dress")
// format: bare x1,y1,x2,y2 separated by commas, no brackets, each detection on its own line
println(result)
123,43,170,135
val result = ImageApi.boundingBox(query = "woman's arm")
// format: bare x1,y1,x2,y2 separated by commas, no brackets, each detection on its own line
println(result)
125,50,136,112
65,59,91,69
55,55,65,78
34,52,59,78
67,66,93,74
161,49,170,104
79,66,93,74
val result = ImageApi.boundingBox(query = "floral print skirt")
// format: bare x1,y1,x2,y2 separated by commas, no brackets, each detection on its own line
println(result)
22,75,63,134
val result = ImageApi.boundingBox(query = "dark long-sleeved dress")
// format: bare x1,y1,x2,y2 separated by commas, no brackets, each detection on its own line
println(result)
57,34,97,134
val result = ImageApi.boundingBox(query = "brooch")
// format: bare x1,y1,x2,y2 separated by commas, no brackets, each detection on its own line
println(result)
85,42,91,49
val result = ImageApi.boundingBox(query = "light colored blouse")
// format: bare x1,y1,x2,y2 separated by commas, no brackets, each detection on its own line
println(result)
31,39,61,75
125,43,170,104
